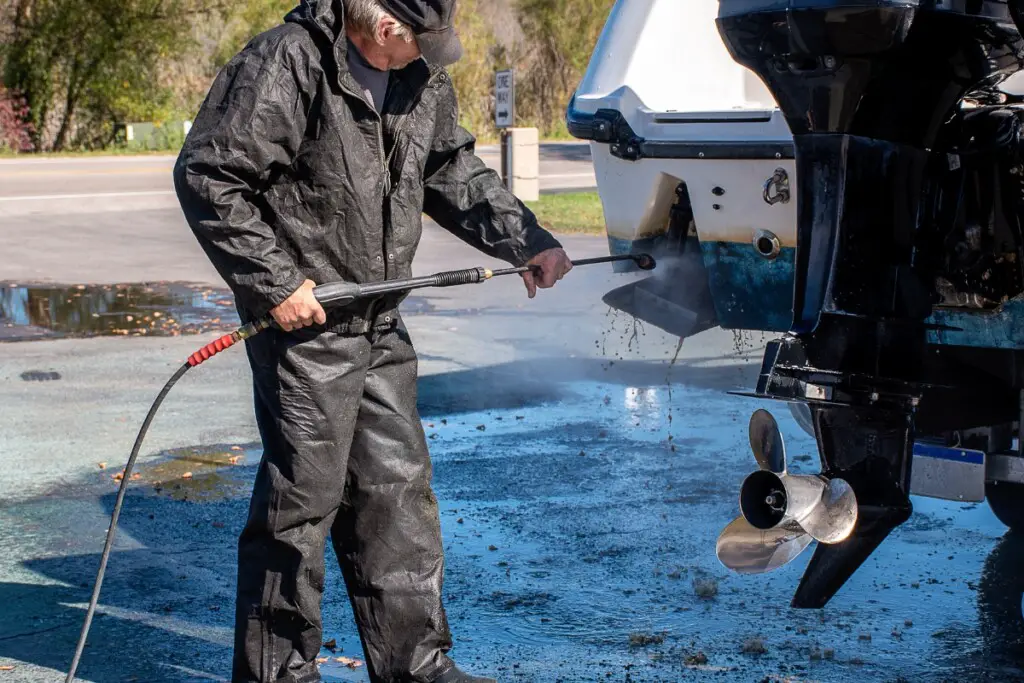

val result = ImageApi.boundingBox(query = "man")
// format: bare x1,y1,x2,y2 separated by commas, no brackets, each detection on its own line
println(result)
173,1,572,682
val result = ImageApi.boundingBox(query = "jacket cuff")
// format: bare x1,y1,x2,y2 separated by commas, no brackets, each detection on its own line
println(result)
515,227,564,266
244,269,308,320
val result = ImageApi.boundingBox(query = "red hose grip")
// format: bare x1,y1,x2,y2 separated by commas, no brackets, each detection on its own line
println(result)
187,332,239,367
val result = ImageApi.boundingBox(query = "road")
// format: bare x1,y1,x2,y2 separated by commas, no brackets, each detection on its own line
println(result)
0,142,595,210
0,153,1021,683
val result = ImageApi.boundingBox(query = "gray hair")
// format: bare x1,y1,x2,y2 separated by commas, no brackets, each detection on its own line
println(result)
343,0,414,43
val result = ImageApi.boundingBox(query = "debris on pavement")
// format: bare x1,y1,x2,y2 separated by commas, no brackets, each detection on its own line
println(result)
336,657,363,668
683,652,708,666
741,637,767,655
629,632,666,647
693,577,719,598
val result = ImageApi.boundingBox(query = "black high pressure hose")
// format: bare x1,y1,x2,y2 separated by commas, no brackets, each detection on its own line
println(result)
64,253,655,682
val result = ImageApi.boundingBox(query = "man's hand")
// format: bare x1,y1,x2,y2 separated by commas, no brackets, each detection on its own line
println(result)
522,248,573,299
270,279,327,331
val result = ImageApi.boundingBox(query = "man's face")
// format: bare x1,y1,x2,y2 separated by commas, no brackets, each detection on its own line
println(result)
378,18,423,70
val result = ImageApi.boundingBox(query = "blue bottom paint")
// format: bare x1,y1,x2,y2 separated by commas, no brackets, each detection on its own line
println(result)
914,442,986,465
606,235,1024,351
928,296,1024,350
699,242,795,332
607,236,796,331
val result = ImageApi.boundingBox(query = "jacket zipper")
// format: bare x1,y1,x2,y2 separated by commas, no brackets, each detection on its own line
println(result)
342,68,444,197
337,79,389,196
382,69,444,196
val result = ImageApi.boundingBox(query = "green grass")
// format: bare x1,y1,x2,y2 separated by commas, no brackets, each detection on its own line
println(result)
0,147,180,158
525,191,605,234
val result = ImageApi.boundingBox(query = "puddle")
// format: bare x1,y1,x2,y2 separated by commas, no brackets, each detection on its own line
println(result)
0,283,450,342
107,443,260,502
0,281,239,341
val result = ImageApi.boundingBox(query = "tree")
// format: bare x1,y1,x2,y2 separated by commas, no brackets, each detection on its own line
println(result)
514,0,613,136
3,0,227,150
448,0,506,135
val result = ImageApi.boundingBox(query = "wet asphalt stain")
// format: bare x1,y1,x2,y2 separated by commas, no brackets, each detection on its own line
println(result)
2,368,1024,682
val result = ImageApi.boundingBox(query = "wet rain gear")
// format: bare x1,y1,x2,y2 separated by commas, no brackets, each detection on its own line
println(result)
173,0,561,680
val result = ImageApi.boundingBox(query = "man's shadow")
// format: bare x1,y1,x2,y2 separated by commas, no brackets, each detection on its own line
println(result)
2,486,243,682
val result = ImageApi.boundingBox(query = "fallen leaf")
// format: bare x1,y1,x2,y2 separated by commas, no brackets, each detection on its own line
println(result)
335,657,363,669
182,472,193,479
112,472,124,481
97,462,107,470
131,473,141,480
0,665,15,671
231,445,242,451
228,455,244,465
323,638,337,650
316,657,329,664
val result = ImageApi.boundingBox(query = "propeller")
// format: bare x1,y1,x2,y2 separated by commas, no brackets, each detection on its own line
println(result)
716,408,859,574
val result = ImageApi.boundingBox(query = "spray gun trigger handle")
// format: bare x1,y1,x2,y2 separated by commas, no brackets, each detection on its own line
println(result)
313,281,362,307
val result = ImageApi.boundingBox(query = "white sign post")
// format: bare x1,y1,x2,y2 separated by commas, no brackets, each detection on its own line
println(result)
496,70,514,192
495,69,514,129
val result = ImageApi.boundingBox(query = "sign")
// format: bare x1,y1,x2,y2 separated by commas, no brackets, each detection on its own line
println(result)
495,69,514,129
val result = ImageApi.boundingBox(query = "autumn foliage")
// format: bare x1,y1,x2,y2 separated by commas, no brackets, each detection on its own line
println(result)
0,85,33,152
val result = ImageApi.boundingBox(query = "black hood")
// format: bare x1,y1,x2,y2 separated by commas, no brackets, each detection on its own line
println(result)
285,0,349,77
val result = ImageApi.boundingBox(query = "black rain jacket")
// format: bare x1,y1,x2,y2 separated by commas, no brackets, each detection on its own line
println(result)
174,0,561,333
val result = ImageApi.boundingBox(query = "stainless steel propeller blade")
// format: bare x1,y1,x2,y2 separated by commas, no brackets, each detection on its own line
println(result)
797,477,859,544
716,516,813,574
749,408,786,473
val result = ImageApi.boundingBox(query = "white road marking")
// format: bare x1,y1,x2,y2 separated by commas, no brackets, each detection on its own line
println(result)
542,173,597,180
0,190,176,202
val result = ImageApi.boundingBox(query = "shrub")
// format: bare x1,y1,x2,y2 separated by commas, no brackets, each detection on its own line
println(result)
0,86,34,152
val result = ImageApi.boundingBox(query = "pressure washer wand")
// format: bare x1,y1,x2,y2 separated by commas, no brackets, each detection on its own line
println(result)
311,253,656,307
65,252,654,683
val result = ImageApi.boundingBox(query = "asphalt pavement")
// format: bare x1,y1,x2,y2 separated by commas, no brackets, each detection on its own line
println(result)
0,150,1022,682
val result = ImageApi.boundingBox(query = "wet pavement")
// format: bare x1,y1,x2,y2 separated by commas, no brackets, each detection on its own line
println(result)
1,217,1022,682
2,352,1023,682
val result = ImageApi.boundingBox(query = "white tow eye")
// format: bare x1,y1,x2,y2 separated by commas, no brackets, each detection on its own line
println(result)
753,229,781,260
763,167,791,205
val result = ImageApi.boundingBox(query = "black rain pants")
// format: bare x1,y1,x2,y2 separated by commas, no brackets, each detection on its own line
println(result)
233,322,453,683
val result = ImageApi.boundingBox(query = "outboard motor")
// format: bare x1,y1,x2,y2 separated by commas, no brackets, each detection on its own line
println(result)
714,1,1024,607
